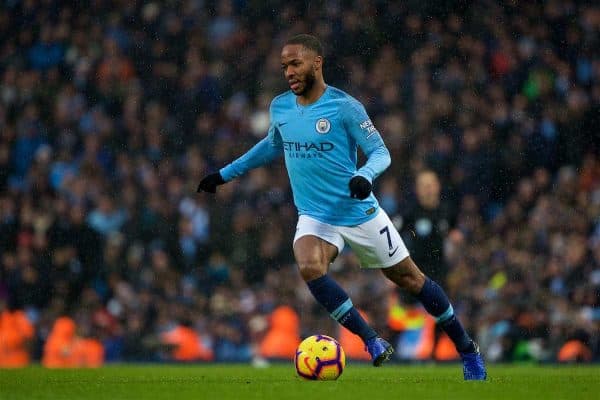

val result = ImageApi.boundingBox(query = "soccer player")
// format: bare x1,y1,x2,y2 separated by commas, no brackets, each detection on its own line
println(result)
197,34,487,380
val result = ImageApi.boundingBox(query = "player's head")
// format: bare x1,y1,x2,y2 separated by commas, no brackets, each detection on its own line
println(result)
281,34,324,96
416,170,441,209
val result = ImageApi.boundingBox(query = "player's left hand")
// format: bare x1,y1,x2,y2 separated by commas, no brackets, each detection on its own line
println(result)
349,176,372,200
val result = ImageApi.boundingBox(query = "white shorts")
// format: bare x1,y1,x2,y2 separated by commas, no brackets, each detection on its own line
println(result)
293,209,410,269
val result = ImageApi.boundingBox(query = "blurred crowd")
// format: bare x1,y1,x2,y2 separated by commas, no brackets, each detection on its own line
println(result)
0,0,599,367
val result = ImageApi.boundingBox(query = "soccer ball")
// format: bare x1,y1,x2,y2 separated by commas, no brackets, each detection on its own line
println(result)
294,334,346,380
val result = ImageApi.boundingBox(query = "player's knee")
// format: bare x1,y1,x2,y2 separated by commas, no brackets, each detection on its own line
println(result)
382,266,425,294
297,260,327,282
397,273,423,293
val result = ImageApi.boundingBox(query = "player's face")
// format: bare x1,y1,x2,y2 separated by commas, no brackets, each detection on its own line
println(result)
281,44,321,96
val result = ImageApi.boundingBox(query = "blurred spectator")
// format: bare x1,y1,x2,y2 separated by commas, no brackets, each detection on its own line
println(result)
258,305,301,360
41,316,104,368
0,298,34,367
160,320,213,362
398,170,454,285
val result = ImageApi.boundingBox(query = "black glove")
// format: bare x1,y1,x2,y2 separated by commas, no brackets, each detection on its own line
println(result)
197,172,226,193
349,176,372,200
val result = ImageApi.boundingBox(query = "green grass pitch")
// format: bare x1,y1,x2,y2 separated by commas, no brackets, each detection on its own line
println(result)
1,364,598,400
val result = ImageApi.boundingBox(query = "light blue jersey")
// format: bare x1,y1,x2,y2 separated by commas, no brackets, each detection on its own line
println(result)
220,86,391,226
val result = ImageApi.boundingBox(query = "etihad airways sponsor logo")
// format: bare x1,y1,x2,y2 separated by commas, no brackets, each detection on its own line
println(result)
282,141,334,159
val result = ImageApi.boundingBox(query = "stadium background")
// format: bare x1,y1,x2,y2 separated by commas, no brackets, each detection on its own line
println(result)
0,0,598,367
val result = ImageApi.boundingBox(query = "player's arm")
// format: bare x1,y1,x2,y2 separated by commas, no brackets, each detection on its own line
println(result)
219,127,283,181
343,100,391,199
197,124,283,193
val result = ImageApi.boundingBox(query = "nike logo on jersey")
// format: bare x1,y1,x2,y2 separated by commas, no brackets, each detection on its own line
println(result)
388,246,399,257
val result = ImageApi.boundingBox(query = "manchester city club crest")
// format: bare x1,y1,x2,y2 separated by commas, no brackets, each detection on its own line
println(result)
315,118,331,134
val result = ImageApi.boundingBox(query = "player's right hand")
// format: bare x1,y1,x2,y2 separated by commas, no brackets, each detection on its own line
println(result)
197,172,226,193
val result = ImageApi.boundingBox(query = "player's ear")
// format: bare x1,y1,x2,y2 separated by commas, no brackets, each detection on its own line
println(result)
313,55,323,71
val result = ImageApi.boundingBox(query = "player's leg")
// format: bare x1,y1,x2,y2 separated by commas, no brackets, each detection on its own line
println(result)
341,208,484,377
293,216,391,366
381,257,487,380
294,235,380,343
381,257,471,350
343,208,476,355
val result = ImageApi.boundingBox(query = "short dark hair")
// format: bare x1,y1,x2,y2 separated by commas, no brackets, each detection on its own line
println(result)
285,34,323,56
